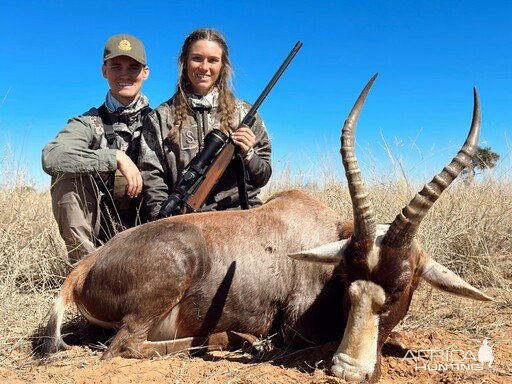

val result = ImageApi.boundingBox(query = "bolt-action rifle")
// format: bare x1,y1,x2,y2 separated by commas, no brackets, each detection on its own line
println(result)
158,41,303,218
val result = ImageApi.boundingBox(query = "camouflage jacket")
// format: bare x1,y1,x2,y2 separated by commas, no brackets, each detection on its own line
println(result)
138,93,272,221
42,93,150,179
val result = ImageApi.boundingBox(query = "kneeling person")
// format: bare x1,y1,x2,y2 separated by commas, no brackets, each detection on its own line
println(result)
42,34,151,264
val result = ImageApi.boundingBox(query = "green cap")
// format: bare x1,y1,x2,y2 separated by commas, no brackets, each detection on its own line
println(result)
103,34,147,65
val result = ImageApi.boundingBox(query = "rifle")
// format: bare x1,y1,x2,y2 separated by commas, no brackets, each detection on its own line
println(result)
158,41,303,218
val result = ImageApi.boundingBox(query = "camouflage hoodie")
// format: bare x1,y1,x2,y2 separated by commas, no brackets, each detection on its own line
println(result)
138,92,272,221
42,92,150,179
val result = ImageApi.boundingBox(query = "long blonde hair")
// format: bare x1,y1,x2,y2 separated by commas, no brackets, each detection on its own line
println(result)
172,28,236,133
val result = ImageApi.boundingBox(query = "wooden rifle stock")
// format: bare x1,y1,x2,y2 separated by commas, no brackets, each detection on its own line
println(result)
185,142,236,212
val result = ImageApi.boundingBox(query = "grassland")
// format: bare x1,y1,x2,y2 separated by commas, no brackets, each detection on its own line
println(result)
1,160,511,382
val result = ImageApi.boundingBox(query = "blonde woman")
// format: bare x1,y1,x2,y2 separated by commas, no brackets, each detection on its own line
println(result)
139,29,271,221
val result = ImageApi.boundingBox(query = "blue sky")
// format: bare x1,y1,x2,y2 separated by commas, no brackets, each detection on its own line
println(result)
1,1,511,188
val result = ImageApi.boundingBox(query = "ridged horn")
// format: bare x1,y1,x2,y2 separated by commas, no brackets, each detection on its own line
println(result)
341,74,378,240
383,88,481,248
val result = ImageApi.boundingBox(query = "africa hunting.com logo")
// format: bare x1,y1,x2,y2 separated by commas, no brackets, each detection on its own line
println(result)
403,339,494,372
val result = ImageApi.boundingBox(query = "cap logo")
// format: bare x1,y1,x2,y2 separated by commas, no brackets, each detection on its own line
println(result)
118,39,132,51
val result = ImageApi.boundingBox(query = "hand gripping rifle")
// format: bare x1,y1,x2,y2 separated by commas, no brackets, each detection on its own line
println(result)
158,41,303,218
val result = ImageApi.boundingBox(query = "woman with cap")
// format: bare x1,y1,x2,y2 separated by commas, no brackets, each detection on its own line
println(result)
139,28,271,221
42,33,151,264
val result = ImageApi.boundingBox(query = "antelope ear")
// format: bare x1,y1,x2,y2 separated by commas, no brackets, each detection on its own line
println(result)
420,258,493,301
288,240,348,264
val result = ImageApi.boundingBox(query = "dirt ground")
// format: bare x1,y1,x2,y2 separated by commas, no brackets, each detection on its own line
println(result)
1,288,511,383
1,326,511,383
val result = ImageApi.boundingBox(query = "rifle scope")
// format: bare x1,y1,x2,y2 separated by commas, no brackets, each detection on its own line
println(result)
158,129,229,217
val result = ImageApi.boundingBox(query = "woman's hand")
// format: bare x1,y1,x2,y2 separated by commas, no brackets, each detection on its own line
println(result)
116,150,143,198
231,125,255,156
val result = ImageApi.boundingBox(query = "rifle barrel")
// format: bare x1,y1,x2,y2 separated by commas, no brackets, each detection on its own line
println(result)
241,41,303,126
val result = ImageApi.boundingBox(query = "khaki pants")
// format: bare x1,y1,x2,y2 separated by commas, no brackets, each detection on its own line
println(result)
51,174,141,265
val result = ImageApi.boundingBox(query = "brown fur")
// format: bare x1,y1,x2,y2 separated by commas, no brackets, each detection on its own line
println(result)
37,189,440,383
39,191,346,351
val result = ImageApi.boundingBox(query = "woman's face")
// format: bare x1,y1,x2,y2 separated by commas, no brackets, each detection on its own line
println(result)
186,39,223,96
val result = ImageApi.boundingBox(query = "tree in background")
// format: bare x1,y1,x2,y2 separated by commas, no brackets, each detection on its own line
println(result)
462,146,500,183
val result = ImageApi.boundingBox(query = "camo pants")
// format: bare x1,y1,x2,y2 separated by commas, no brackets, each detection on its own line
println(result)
50,175,140,265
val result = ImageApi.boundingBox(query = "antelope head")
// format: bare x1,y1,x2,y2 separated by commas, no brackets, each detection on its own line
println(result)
289,74,492,382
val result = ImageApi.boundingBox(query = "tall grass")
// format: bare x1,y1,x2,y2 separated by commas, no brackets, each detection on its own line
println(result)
0,145,68,366
0,148,69,294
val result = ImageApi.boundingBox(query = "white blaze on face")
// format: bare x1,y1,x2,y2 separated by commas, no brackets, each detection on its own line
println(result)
366,224,390,271
331,280,386,382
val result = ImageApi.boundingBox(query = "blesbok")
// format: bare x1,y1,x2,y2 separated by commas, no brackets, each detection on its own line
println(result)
39,74,491,383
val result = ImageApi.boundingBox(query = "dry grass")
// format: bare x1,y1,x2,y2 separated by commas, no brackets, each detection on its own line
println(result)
1,154,511,374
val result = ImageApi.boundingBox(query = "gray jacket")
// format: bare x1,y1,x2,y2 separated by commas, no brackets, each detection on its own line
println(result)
138,95,272,221
42,93,150,179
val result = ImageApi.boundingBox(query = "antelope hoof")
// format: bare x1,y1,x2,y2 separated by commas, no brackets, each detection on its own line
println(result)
249,338,273,356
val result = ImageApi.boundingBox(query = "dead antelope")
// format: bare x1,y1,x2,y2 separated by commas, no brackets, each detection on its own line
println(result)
38,74,491,383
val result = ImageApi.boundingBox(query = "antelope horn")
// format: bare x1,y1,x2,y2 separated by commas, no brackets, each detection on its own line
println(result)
341,74,378,240
383,88,481,248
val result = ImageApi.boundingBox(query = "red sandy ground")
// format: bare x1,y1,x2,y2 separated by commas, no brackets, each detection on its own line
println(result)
1,327,510,384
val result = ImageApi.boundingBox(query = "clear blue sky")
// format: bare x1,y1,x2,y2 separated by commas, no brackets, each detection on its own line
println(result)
1,1,511,188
